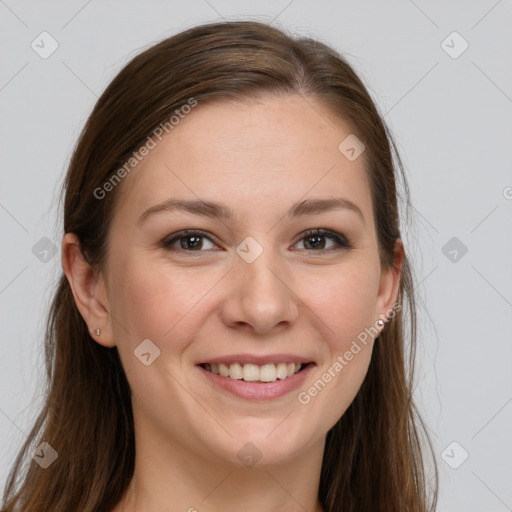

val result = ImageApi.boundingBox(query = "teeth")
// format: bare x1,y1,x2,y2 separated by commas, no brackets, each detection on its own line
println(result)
208,362,304,382
276,363,288,379
243,364,260,381
229,363,243,380
259,364,276,382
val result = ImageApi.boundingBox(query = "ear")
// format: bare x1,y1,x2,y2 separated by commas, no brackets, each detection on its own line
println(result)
61,233,115,347
375,239,405,322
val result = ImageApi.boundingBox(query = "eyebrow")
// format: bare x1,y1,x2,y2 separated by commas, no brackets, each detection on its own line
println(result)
138,197,365,224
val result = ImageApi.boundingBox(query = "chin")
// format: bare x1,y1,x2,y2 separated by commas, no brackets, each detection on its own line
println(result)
205,419,318,469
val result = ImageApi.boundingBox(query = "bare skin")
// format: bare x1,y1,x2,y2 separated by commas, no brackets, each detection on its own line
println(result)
63,94,403,512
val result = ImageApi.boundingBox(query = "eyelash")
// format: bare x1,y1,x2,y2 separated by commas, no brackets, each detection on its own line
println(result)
161,228,351,254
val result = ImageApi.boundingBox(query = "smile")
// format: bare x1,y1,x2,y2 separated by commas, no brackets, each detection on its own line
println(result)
201,362,304,383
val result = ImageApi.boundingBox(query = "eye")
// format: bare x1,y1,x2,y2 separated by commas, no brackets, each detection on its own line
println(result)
161,228,351,254
161,230,220,252
292,229,351,252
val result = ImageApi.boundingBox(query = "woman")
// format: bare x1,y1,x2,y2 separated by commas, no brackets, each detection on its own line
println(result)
2,20,438,512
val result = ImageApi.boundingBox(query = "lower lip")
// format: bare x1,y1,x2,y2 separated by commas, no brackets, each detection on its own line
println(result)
197,364,314,401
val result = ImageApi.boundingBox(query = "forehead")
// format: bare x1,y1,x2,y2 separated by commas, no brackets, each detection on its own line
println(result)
113,94,373,223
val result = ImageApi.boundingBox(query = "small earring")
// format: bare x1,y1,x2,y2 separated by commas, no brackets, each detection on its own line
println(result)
377,320,385,328
93,329,101,336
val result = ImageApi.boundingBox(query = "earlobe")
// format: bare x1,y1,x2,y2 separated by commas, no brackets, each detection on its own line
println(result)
61,233,115,347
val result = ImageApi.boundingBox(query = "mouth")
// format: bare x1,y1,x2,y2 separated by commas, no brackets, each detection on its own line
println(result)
196,354,315,400
199,362,309,383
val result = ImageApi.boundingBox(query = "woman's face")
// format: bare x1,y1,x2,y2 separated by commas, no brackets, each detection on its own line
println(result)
101,94,402,467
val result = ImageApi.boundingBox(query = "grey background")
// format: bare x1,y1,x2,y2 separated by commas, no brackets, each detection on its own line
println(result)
1,1,511,510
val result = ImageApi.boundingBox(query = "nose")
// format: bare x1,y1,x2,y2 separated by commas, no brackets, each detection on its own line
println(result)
219,249,300,335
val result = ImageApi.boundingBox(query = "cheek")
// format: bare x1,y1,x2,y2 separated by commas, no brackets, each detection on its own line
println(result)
108,255,223,346
300,258,381,349
106,258,212,403
294,259,380,419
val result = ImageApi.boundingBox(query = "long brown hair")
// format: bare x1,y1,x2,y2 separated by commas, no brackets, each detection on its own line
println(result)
2,20,438,511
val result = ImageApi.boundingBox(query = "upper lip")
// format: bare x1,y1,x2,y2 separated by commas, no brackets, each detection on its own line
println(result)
197,354,314,366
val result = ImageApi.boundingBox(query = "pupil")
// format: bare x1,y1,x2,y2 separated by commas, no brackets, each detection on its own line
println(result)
182,235,202,249
306,235,324,249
